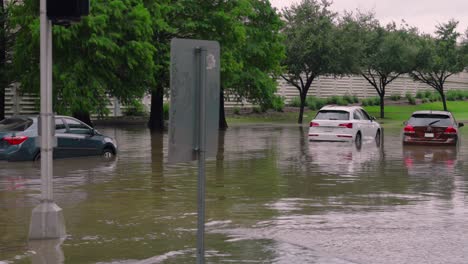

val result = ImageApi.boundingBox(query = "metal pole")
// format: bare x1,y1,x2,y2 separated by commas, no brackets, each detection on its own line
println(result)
29,0,65,240
39,0,51,202
195,47,207,264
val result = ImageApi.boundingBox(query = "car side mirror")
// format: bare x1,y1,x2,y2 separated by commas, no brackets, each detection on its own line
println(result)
371,116,376,121
89,128,96,136
403,121,407,125
459,123,464,127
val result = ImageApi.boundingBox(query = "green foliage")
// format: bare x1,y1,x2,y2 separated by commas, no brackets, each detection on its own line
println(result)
326,95,340,105
252,106,263,114
289,97,302,107
446,90,468,101
405,92,416,105
361,97,380,106
233,107,241,115
421,98,428,103
424,90,432,98
281,0,354,123
429,93,441,102
176,0,285,114
270,95,285,112
342,94,357,104
124,99,146,116
411,20,466,110
163,103,169,120
11,0,157,116
390,94,401,101
306,96,326,110
415,90,424,99
340,12,419,117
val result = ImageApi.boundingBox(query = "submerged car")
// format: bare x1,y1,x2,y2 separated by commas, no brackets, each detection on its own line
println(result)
402,111,464,146
0,116,117,161
308,105,382,145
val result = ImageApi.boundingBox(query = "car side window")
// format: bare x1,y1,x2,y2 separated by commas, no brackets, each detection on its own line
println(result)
55,118,67,133
359,109,371,120
353,111,363,120
64,118,92,134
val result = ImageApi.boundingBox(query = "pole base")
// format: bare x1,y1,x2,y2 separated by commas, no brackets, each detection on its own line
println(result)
29,201,66,240
29,238,65,264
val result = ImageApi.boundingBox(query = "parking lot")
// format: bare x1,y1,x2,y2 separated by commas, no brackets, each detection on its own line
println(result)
1,125,468,263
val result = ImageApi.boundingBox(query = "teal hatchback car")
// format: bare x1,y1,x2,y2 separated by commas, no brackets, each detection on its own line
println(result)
0,116,117,161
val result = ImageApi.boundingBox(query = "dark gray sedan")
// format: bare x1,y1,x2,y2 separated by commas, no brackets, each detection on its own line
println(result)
0,116,117,161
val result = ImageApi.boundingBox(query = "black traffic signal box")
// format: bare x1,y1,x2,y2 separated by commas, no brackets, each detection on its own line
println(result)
47,0,89,24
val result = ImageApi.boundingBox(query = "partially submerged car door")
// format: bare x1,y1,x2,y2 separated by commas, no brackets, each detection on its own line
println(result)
54,117,68,159
63,117,101,157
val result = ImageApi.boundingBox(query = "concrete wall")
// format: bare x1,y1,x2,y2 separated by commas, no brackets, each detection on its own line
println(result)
276,72,468,104
5,72,468,116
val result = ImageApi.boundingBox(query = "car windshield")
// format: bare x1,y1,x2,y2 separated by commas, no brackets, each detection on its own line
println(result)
0,117,33,132
315,110,349,120
408,114,453,127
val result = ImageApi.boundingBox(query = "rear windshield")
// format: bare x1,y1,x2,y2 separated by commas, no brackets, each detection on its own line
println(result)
0,118,33,132
315,110,350,120
408,114,453,127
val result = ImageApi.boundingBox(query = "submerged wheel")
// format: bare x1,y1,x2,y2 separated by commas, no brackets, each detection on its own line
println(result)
355,132,362,149
33,152,41,162
102,148,115,159
375,130,381,145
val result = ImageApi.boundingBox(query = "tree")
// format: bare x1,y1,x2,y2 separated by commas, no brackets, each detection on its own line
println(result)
162,0,284,130
145,1,174,131
222,0,284,127
0,0,17,120
281,0,347,124
411,20,466,111
11,0,156,125
341,13,419,118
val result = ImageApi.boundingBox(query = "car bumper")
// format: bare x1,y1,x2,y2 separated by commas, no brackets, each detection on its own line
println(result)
309,133,354,142
0,145,37,161
403,136,457,146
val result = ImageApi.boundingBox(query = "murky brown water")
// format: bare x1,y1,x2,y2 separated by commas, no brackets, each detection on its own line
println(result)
1,124,468,264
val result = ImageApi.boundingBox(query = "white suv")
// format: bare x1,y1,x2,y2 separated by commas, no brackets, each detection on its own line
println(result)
308,105,381,144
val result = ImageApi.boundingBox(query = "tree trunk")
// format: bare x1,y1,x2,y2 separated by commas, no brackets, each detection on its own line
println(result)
148,85,164,131
73,110,93,127
298,94,306,124
380,94,385,119
0,0,6,121
440,90,447,111
219,88,228,130
0,86,4,121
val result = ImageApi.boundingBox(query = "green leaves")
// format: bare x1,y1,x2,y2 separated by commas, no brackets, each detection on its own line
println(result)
11,0,156,115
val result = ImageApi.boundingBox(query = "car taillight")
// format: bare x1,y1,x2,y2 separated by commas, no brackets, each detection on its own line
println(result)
403,125,415,134
3,136,28,145
310,122,319,127
444,126,457,135
339,123,353,129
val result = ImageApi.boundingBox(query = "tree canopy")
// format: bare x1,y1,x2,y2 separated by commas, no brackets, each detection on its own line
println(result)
411,20,466,111
281,0,351,124
340,12,419,118
11,0,157,122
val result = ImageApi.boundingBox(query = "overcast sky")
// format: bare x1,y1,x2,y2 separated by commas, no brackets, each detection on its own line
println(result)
270,0,468,35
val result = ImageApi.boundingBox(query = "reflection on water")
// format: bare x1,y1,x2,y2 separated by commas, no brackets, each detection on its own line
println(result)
1,125,468,263
29,239,64,264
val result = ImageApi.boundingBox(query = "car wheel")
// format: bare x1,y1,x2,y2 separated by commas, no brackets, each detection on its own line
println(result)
375,130,381,146
33,152,41,162
102,148,114,159
355,132,362,149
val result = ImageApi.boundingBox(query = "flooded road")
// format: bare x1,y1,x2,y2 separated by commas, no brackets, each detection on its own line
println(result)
1,124,468,264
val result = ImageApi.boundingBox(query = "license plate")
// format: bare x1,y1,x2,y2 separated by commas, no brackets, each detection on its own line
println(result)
424,133,434,138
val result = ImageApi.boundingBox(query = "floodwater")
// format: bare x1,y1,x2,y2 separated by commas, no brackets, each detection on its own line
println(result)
1,124,468,264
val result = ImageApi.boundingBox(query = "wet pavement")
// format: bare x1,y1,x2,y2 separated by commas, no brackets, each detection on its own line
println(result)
1,124,468,264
